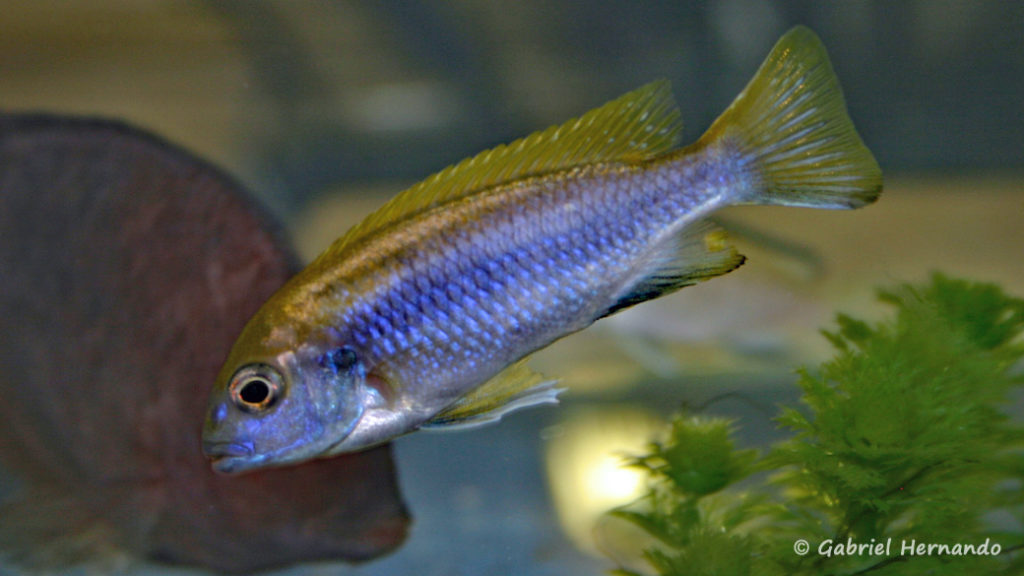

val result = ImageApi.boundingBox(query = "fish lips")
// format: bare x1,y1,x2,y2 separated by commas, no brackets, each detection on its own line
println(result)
202,439,257,474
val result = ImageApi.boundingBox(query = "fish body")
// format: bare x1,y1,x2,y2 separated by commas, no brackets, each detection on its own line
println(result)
203,26,882,474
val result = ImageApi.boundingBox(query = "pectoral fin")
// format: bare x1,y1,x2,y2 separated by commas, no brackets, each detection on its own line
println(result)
423,361,562,430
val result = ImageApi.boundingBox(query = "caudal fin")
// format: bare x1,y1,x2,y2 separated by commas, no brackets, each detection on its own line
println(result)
699,26,882,209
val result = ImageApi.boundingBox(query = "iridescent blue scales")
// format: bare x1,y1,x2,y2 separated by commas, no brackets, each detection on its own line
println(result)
203,26,882,474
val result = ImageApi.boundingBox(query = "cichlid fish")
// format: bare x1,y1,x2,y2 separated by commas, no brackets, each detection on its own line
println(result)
203,26,882,474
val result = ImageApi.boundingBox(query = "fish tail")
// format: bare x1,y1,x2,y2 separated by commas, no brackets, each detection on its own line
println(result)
697,26,882,209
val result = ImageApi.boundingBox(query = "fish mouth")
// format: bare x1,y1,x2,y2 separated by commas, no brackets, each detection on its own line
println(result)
202,440,257,474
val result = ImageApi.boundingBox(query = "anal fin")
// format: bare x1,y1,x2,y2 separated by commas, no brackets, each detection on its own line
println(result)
602,220,745,318
423,361,562,430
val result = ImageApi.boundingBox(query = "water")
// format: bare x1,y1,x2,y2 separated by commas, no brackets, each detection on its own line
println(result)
1,2,1022,574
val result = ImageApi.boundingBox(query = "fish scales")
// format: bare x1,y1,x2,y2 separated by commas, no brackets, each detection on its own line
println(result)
203,26,882,474
327,158,724,398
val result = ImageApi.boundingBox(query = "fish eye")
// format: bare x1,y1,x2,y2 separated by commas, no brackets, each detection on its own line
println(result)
229,364,285,413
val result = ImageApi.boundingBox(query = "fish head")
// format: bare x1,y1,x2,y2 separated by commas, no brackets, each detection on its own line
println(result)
202,316,370,475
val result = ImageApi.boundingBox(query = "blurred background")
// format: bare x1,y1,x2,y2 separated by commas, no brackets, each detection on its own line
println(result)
3,1,1022,210
2,2,1022,575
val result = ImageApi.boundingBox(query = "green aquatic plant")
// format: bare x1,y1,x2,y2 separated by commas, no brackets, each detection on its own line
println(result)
609,273,1024,576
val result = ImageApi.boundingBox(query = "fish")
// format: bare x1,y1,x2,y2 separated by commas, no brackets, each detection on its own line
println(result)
202,26,882,474
0,114,408,573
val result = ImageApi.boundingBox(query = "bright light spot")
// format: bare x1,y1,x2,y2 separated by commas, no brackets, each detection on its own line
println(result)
587,454,645,504
544,406,663,558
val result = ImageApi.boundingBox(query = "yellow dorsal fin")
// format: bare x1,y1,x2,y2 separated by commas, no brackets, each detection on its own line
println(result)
319,80,682,259
422,360,561,430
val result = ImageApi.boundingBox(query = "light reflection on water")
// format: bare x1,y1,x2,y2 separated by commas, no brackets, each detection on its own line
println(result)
543,406,664,558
